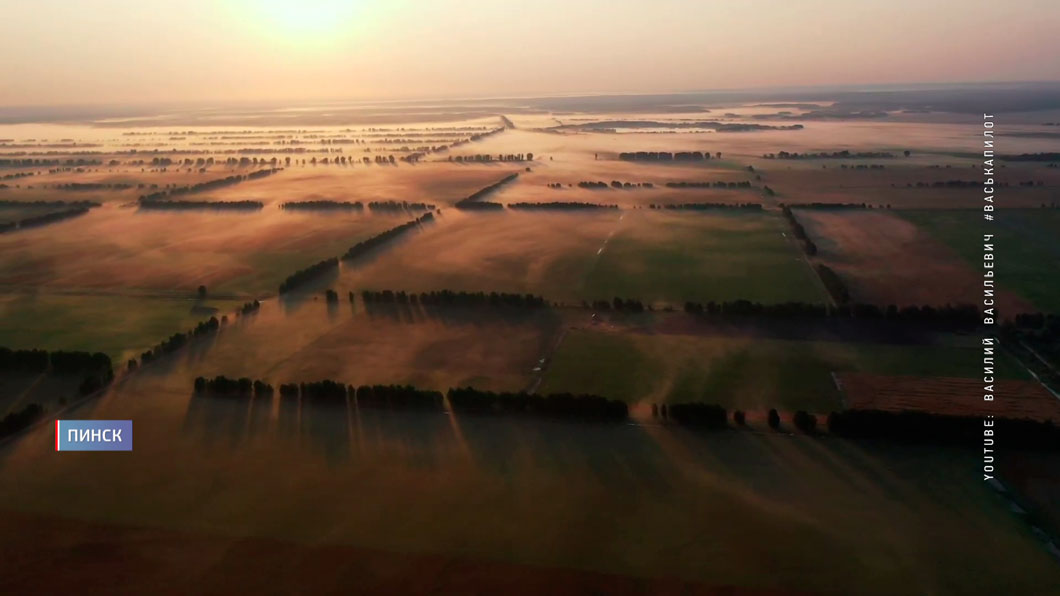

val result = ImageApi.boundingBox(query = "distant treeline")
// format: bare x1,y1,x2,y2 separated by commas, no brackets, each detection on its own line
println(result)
54,182,133,191
574,180,652,189
138,168,281,202
508,202,618,210
838,164,886,170
1002,153,1060,162
1,206,92,233
788,202,879,209
138,200,263,210
342,212,432,260
281,200,364,211
815,264,850,305
682,299,980,330
1,171,34,180
762,151,895,159
368,200,434,212
781,205,817,256
0,158,101,168
827,409,1059,450
447,387,628,421
277,214,432,294
618,151,710,161
137,316,221,367
454,173,519,209
449,153,532,162
1,403,45,441
0,199,100,209
586,297,647,313
361,289,547,309
278,258,338,294
664,181,753,189
649,203,762,211
0,347,113,396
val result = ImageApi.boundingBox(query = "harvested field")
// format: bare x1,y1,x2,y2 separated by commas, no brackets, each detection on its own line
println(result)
839,372,1060,422
798,209,1034,313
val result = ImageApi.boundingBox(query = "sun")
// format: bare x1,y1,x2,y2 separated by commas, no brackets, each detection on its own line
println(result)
253,0,363,38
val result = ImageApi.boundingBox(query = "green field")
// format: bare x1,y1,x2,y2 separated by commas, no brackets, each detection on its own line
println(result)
539,328,1030,410
899,209,1060,312
1,369,1057,595
0,293,242,364
582,210,826,305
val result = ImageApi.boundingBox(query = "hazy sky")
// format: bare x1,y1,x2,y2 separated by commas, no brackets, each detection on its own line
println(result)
1,0,1058,107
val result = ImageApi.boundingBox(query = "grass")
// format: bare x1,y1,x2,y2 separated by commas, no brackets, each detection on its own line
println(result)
0,292,242,364
581,210,826,305
900,208,1060,312
539,328,1030,410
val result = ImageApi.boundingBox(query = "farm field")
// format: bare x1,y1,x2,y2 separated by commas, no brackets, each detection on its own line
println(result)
1,83,1059,595
582,209,825,306
0,205,408,296
899,209,1060,312
537,326,1030,410
0,292,242,364
796,209,1035,312
1,372,1058,596
839,372,1060,422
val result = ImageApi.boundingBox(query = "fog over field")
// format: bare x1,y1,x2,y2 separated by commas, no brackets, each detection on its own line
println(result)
2,2,1060,594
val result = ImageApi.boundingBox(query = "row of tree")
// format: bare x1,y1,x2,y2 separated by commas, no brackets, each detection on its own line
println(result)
361,289,548,309
780,205,818,256
815,264,851,305
342,212,433,260
447,387,628,421
278,257,338,294
682,299,980,330
574,181,653,189
508,202,618,210
618,151,710,161
455,173,520,208
588,297,646,312
138,200,263,210
762,151,896,159
664,181,753,189
0,347,113,396
448,153,533,162
2,206,92,233
367,200,435,212
138,168,281,202
0,403,45,440
281,200,364,211
648,203,762,211
827,409,1059,450
138,316,221,367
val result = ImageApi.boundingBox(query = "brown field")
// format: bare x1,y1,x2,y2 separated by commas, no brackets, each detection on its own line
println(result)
0,205,407,296
797,209,1035,311
839,372,1060,422
335,209,622,301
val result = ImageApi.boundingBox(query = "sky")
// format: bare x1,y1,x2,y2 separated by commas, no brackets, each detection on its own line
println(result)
1,0,1058,107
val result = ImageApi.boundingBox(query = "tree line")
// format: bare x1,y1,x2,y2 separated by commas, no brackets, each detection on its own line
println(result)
618,151,710,161
138,168,281,202
448,153,533,162
137,316,221,368
682,299,980,330
781,205,818,256
573,181,652,189
281,200,364,211
762,151,895,159
361,289,547,309
0,347,113,396
648,203,762,211
454,173,519,209
447,387,628,421
2,206,92,233
0,403,45,441
367,200,435,212
138,200,263,210
664,181,753,189
342,212,433,260
508,202,618,211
